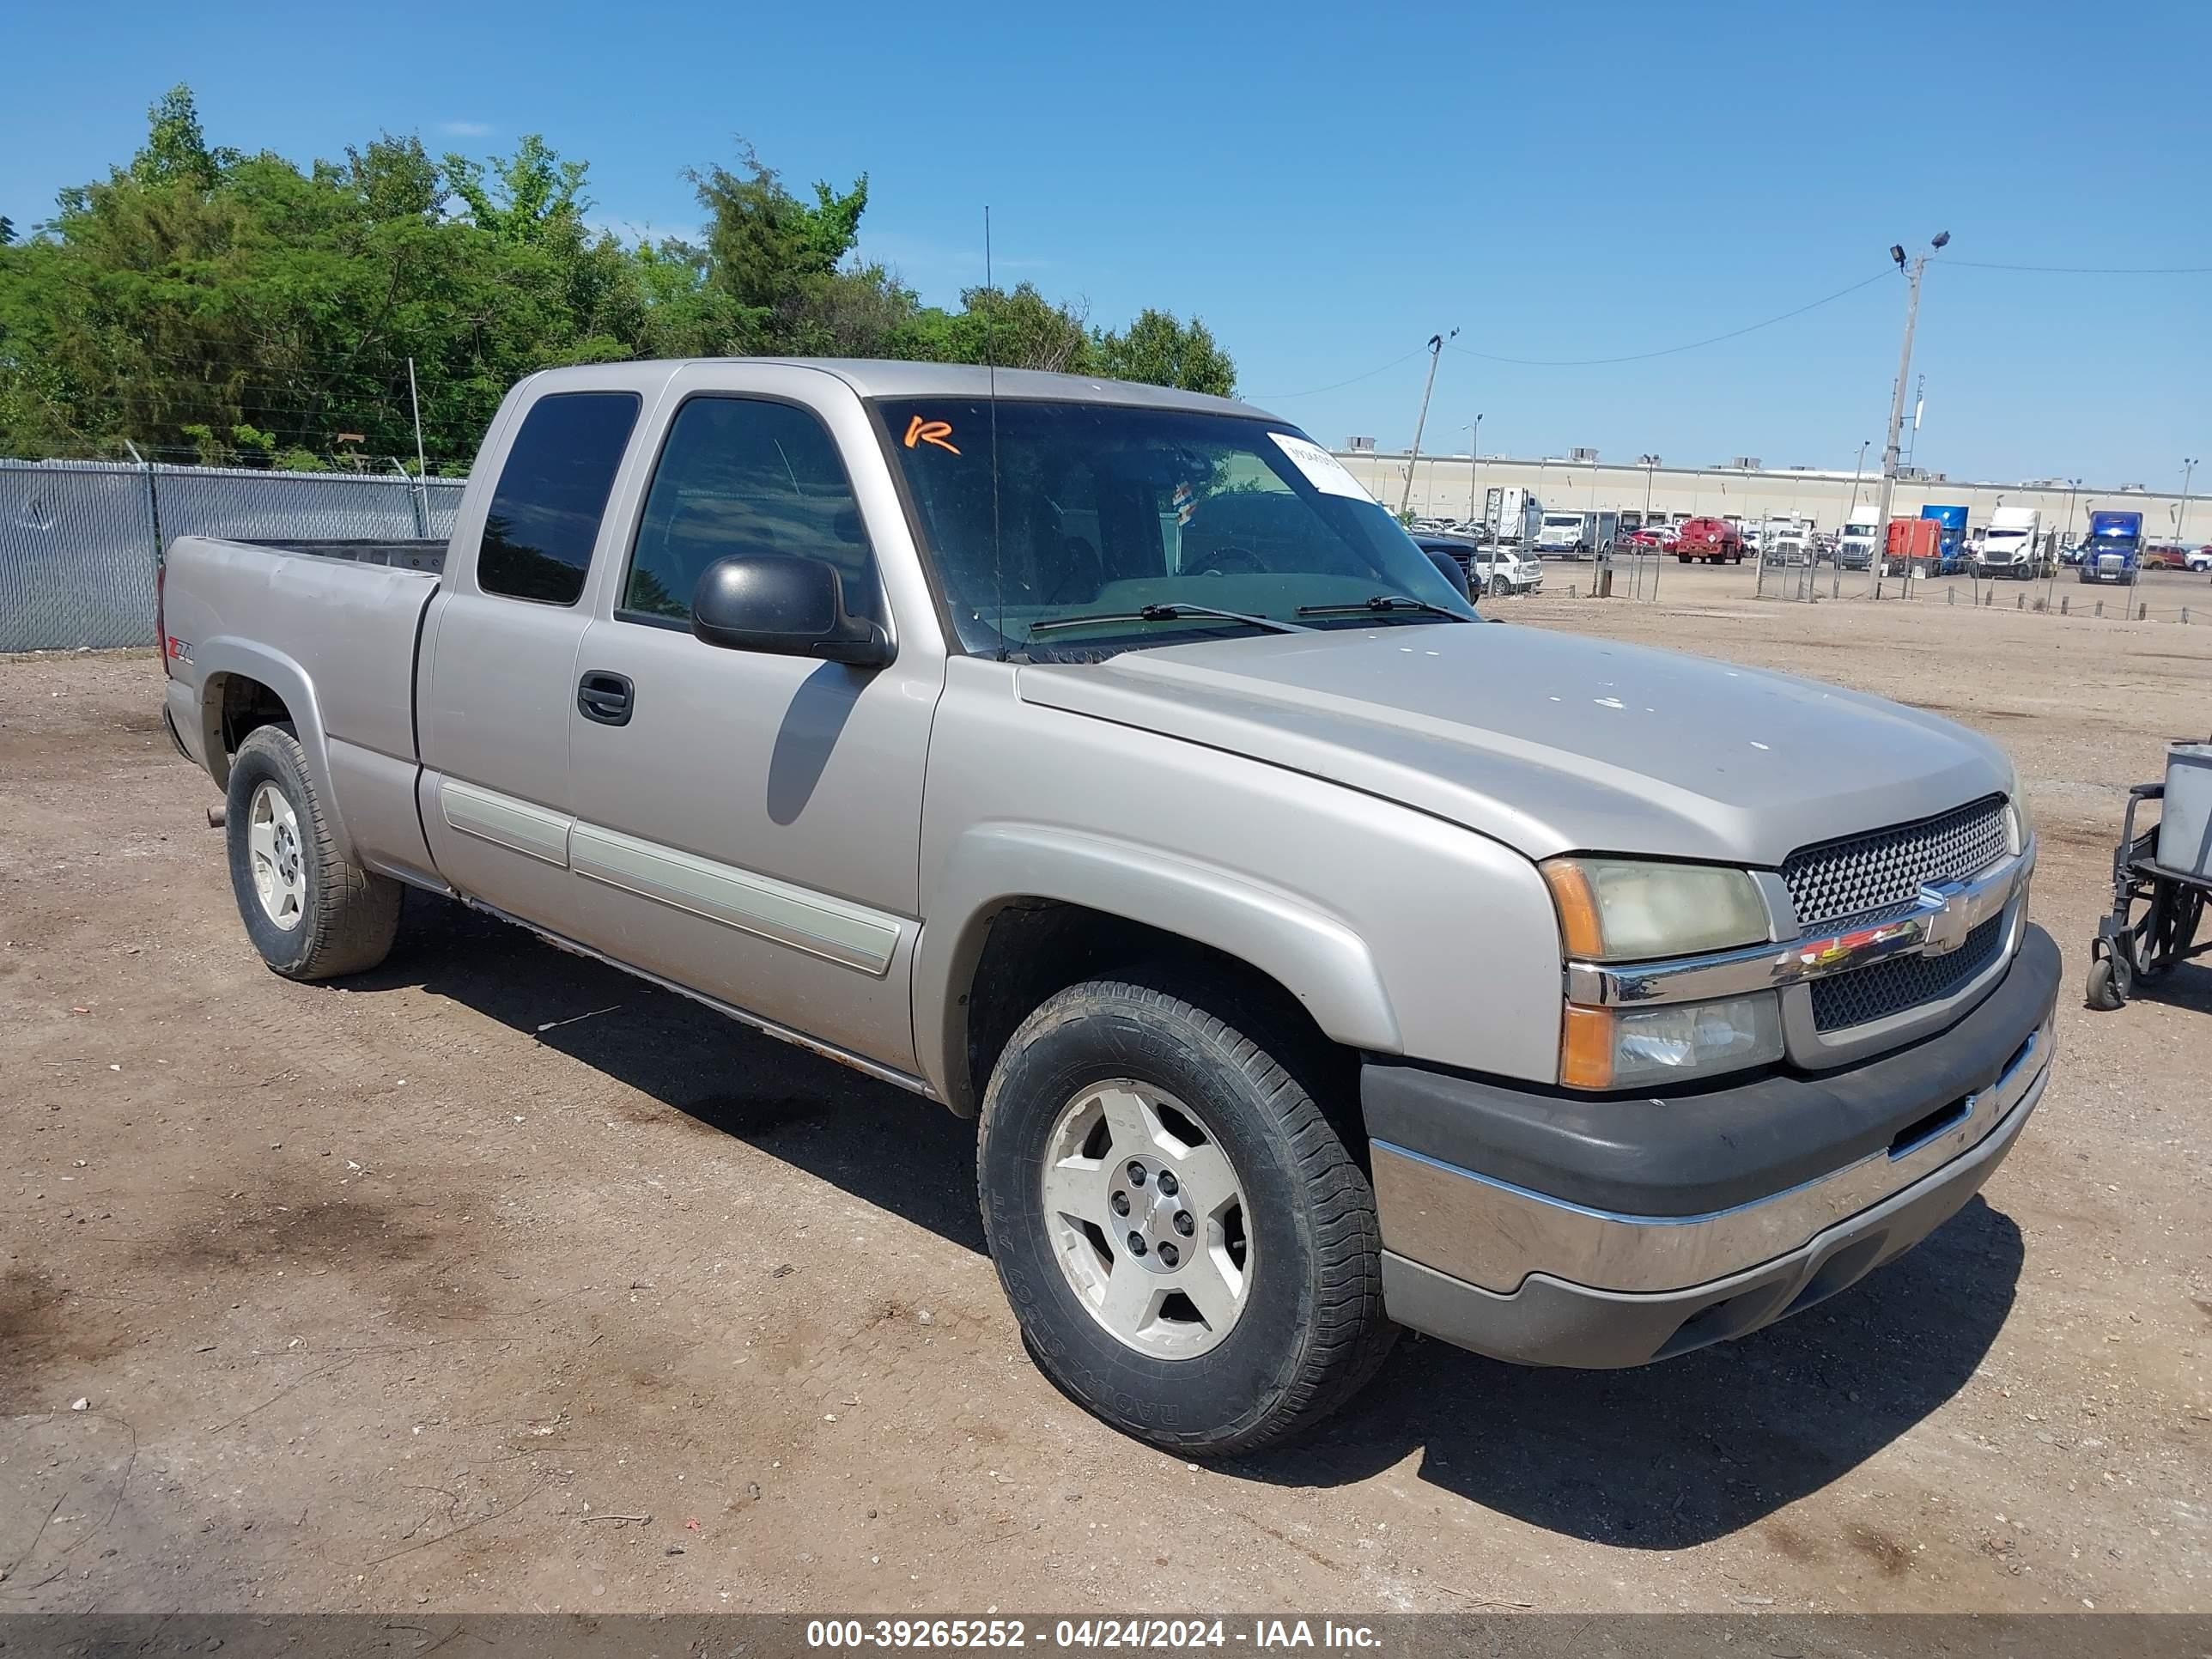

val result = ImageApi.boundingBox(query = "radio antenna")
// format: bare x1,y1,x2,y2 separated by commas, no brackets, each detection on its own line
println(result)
984,205,1005,658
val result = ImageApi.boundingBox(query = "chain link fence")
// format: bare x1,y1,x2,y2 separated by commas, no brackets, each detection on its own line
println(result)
1,459,466,653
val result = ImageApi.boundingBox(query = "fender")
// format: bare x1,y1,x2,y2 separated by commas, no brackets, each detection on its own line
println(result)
191,637,356,866
915,822,1402,1109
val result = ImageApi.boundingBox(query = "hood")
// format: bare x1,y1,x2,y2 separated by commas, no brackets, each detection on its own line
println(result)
1017,623,2011,866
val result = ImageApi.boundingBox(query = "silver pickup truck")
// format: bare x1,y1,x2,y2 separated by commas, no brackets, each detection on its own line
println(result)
159,359,2060,1455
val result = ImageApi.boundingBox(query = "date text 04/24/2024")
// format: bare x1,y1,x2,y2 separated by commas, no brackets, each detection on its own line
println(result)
804,1620,1382,1650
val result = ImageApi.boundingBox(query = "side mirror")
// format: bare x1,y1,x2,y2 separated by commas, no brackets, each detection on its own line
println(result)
1422,545,1472,601
691,556,891,666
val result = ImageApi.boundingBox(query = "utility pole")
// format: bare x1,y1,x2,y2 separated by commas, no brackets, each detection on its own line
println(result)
406,357,430,529
1903,374,1925,471
1400,329,1456,516
1467,414,1483,525
1871,233,1948,599
2179,457,2200,550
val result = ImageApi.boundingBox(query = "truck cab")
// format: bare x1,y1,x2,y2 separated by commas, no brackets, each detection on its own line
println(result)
2080,509,2144,585
1974,507,2044,580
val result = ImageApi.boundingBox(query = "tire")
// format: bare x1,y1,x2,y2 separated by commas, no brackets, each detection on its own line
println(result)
1677,553,1690,563
1488,574,1510,599
976,972,1395,1456
2086,954,2123,1011
225,725,403,981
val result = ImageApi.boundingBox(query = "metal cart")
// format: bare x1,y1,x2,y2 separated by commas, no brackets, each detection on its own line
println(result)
2087,781,2211,1009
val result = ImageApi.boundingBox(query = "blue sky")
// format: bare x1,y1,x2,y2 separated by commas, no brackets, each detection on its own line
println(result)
4,0,2204,487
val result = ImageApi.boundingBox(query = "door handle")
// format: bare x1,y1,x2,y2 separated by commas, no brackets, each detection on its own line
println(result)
577,671,634,727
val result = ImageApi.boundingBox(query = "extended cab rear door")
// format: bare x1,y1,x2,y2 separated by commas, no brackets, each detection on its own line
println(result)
416,374,654,927
560,365,946,1076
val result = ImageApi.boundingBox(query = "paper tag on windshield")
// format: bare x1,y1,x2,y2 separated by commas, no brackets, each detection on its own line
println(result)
1268,432,1373,501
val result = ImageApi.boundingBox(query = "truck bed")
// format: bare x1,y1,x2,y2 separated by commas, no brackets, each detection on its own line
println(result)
161,533,448,881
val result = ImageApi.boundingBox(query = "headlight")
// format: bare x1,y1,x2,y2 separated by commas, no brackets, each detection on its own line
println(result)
1560,994,1784,1091
2005,791,2030,856
1540,856,1771,961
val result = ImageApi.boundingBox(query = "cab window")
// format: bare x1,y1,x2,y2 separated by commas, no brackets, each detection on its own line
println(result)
621,397,883,627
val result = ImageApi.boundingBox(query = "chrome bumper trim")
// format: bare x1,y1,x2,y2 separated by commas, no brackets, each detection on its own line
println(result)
1371,1016,2051,1296
1565,840,2032,1009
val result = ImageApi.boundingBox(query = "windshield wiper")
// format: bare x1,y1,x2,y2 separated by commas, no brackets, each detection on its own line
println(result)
1295,593,1469,622
1026,603,1308,636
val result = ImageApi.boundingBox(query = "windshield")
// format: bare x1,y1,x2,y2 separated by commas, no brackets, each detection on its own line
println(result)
1541,514,1581,529
878,399,1476,656
1984,529,2026,544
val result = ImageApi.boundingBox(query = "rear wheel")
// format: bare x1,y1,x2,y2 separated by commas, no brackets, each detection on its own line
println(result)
1488,573,1510,599
977,973,1395,1455
225,726,402,980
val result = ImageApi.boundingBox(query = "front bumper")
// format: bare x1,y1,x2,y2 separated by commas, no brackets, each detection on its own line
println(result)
1364,925,2060,1367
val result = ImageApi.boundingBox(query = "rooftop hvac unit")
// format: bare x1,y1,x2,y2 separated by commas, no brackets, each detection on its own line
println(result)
1728,456,1763,471
1345,435,1376,452
1570,447,1598,463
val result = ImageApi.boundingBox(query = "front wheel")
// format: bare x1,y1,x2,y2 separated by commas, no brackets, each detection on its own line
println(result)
977,975,1395,1455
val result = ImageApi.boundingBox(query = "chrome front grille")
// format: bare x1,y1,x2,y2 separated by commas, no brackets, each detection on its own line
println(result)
1808,914,2005,1032
1782,795,2009,931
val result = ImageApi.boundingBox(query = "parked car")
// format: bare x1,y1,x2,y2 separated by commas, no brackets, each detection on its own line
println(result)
1674,517,1744,564
2142,543,2192,571
158,358,2058,1456
2189,545,2212,574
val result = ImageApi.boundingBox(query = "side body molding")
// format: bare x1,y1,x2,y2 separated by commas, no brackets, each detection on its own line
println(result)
914,822,1402,1111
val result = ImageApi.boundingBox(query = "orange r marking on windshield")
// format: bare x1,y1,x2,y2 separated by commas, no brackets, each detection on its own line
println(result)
903,416,960,455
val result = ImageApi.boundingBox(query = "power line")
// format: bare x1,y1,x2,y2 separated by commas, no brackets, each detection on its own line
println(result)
1941,259,2212,274
1448,270,1893,368
1250,343,1434,402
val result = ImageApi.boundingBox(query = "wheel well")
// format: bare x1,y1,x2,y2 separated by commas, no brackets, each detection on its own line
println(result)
959,900,1358,1125
214,674,293,759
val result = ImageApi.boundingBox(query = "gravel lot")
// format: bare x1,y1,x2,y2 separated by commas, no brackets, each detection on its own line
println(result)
3,562,2208,1615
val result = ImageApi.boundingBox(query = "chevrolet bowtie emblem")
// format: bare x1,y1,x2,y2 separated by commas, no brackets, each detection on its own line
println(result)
1917,879,1972,956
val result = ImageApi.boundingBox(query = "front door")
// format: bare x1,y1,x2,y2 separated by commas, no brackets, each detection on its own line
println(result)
563,384,939,1074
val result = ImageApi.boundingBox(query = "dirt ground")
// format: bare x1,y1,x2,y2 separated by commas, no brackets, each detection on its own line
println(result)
3,562,2208,1616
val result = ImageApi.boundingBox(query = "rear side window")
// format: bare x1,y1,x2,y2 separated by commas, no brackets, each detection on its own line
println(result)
477,392,641,605
621,396,882,626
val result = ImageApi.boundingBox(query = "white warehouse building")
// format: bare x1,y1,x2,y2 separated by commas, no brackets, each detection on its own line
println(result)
1332,448,2203,545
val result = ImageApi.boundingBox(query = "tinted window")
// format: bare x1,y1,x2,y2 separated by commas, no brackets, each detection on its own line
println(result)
622,397,881,625
477,392,641,605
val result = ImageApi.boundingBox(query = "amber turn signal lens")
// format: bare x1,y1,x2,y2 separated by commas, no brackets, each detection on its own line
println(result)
1542,861,1606,960
1559,1004,1617,1091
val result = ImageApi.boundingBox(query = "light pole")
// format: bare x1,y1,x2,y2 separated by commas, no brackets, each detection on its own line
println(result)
2179,457,2200,550
1838,438,1869,598
1400,329,1457,516
1872,231,1949,599
2051,477,2082,610
1466,414,1484,526
1640,456,1662,600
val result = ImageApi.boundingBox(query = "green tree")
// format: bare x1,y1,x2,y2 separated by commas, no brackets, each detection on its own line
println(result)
128,84,234,191
1093,308,1236,396
443,135,590,246
0,89,1237,465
